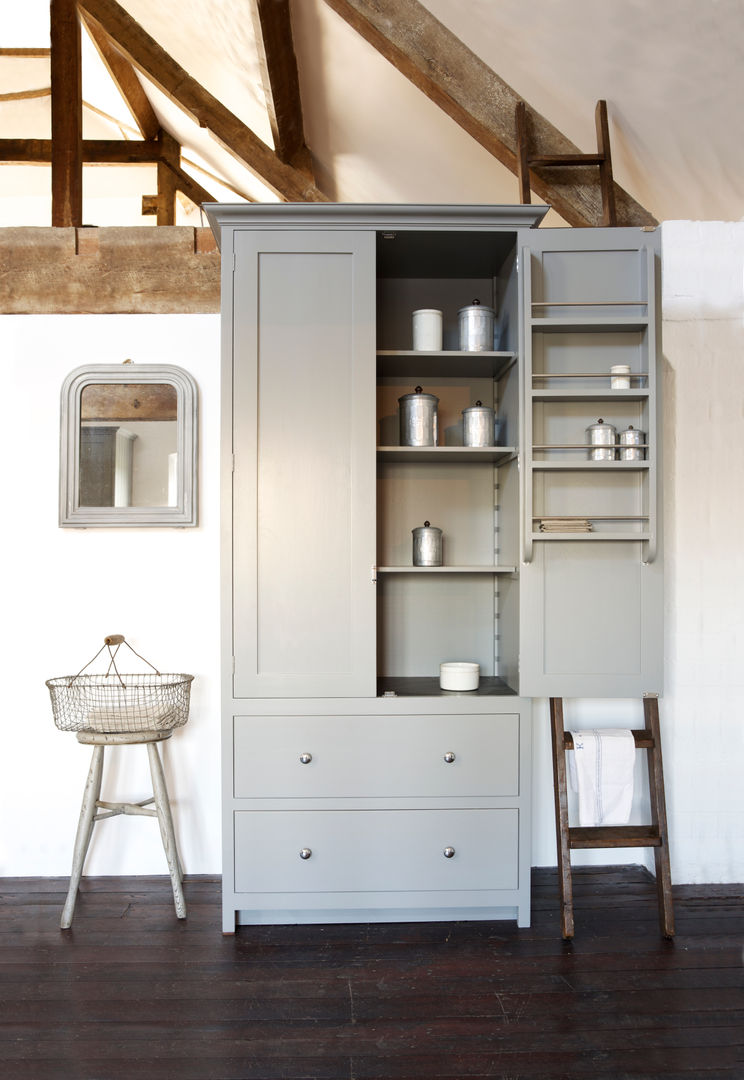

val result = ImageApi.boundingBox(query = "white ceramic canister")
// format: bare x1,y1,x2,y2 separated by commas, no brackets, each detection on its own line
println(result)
412,309,443,351
439,661,480,691
610,364,631,389
618,424,646,460
462,401,496,446
399,386,439,446
458,299,495,352
586,418,617,461
412,521,442,566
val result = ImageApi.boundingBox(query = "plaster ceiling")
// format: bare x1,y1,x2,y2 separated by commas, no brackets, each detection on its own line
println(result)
1,0,742,226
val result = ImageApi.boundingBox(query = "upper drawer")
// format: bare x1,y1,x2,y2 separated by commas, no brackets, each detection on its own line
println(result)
234,713,520,799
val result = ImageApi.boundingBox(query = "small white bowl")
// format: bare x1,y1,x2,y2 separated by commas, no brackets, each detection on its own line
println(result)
439,661,480,691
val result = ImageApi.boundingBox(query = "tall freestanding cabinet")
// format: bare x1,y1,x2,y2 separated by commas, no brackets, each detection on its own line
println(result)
207,205,662,933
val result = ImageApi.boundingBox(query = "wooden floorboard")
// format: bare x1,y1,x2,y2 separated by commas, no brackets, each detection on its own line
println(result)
0,868,742,1079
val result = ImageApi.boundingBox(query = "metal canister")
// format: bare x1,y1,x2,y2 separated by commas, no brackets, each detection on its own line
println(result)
618,424,646,460
412,521,442,566
462,401,496,446
458,299,495,352
399,386,438,446
586,418,617,461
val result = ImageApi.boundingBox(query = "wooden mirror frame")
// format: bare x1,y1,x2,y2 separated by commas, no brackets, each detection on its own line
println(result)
59,363,198,527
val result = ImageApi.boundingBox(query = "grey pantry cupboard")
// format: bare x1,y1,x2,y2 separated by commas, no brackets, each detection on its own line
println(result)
207,204,662,933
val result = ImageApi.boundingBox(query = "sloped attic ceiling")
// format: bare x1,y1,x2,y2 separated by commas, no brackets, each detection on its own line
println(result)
1,0,743,227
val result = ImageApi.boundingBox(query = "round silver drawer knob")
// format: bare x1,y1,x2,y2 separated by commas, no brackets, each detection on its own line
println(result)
299,848,312,860
443,846,456,859
299,753,313,764
443,752,456,763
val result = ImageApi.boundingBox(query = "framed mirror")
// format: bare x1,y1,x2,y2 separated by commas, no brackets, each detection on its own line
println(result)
60,363,198,527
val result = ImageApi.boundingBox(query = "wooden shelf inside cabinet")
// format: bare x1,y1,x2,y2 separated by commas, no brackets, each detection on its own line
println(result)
531,389,650,403
378,446,516,465
529,317,649,334
532,532,651,542
377,350,516,380
531,460,650,471
378,676,518,698
377,565,516,574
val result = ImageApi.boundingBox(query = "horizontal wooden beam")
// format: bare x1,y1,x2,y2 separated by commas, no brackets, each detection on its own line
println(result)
0,226,220,313
0,139,161,163
0,48,51,57
78,0,327,202
321,0,656,227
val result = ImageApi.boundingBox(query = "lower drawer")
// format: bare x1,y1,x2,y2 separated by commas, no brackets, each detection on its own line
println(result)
234,808,519,894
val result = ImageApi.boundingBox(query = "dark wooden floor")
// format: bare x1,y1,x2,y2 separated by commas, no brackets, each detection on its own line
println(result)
1,868,742,1080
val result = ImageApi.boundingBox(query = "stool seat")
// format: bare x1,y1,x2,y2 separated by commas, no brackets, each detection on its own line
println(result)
61,727,185,929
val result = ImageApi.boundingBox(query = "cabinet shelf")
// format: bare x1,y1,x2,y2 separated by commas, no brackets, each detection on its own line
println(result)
531,460,650,471
377,676,518,698
529,317,649,333
377,446,516,464
377,350,516,380
377,565,516,574
532,532,651,541
531,389,650,403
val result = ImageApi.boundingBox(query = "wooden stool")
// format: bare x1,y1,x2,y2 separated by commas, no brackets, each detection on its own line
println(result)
550,694,674,939
61,729,185,929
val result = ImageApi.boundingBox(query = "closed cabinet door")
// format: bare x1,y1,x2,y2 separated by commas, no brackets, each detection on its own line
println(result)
518,227,663,697
231,230,377,697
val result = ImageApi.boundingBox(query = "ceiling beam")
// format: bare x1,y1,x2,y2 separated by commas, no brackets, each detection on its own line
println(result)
321,0,657,227
50,0,83,226
77,0,327,203
81,14,160,140
0,139,161,164
250,0,314,177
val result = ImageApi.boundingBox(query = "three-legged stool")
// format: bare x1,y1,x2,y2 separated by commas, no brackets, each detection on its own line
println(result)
61,729,185,929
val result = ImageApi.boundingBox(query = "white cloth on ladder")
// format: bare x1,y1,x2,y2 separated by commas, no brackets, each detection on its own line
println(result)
568,728,636,826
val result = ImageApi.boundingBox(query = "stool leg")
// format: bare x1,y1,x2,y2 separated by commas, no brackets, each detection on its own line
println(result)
146,741,186,919
61,744,105,929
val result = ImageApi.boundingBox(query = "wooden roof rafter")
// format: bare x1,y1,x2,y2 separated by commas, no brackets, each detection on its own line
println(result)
321,0,657,227
76,0,327,204
250,0,315,180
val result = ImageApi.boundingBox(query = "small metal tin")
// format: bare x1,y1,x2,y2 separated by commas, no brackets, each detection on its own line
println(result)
462,401,496,446
618,424,646,460
399,386,439,446
412,520,442,566
412,309,443,351
586,418,617,461
458,299,495,352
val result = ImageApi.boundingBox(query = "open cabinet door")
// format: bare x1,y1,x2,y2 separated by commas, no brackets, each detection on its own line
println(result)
518,227,663,698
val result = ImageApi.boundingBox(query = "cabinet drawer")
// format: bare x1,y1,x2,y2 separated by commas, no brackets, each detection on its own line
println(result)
234,808,519,894
234,714,519,799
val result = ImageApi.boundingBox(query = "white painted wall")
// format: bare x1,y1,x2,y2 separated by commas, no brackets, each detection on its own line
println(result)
2,220,742,885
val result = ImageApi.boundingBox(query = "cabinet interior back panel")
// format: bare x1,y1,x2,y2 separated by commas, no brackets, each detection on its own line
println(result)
377,278,494,351
378,574,496,678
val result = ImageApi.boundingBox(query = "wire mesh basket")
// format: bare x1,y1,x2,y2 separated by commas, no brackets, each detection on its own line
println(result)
46,635,193,735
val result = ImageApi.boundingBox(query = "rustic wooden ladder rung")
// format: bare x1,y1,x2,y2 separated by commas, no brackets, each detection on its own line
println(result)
549,694,674,939
516,99,617,226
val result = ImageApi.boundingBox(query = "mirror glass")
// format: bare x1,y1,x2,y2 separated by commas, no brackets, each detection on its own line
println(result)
79,383,178,508
60,364,197,527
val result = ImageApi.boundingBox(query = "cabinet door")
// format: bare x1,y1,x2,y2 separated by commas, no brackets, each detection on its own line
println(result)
231,230,376,697
518,228,663,697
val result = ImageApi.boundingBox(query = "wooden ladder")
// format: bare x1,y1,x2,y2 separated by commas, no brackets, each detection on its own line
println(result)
516,99,617,226
550,694,674,938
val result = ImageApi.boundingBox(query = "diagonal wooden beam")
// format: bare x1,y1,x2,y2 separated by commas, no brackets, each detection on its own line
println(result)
77,0,327,203
321,0,657,227
51,0,83,226
81,13,160,140
249,0,314,178
161,160,219,209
